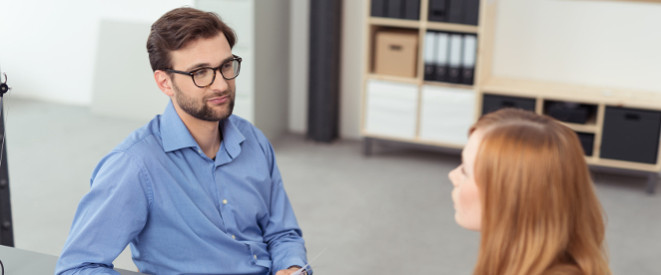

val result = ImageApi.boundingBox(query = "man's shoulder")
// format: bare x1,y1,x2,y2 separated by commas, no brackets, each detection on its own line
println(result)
114,116,163,155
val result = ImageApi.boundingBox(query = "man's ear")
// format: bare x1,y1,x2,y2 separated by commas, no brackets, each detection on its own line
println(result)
154,70,175,97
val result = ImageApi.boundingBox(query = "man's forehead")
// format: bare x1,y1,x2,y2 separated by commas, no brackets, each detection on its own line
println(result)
170,35,232,68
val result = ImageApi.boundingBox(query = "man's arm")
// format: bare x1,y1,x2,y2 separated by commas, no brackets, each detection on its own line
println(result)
259,142,309,274
55,152,150,275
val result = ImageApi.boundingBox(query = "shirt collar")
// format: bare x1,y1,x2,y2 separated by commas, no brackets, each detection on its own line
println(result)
160,101,199,153
218,115,246,161
160,101,246,158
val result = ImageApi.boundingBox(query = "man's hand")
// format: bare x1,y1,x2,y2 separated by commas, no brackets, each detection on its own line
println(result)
275,266,306,275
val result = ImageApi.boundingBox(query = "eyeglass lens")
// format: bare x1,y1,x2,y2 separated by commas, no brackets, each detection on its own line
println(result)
193,59,241,87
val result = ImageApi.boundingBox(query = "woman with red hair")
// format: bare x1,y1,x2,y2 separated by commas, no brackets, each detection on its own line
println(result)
449,108,611,275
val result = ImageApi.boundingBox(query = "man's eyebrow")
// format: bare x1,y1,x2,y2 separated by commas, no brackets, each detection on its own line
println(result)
185,55,235,71
185,62,211,72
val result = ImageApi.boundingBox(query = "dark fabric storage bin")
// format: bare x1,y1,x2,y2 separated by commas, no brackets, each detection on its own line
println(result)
576,132,594,157
601,107,661,164
481,94,536,115
544,101,596,124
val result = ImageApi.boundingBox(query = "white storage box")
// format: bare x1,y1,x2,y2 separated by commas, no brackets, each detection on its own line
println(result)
364,80,419,138
419,85,476,145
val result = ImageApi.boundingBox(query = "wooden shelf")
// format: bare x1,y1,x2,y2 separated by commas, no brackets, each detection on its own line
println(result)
561,122,598,133
367,74,419,84
425,21,479,33
481,76,661,110
369,17,420,29
587,158,661,173
363,0,661,180
423,81,475,90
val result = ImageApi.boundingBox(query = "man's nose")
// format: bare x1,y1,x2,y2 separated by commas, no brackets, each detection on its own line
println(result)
211,69,229,90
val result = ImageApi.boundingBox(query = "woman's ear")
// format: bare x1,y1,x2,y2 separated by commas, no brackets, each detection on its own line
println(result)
154,70,175,97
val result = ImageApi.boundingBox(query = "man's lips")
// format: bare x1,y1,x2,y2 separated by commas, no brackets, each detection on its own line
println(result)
208,95,229,104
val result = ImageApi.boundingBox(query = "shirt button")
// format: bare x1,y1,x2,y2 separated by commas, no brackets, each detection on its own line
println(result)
231,235,236,239
253,255,257,259
222,199,228,205
197,149,202,154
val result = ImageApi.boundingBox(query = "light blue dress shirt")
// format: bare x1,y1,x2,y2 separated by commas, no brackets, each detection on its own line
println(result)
55,101,308,275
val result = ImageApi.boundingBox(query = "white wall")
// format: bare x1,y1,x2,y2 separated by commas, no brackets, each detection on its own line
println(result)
0,0,193,105
288,0,309,134
339,0,365,140
492,0,661,91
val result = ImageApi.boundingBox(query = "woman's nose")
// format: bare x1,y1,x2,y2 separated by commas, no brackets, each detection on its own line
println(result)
448,168,459,187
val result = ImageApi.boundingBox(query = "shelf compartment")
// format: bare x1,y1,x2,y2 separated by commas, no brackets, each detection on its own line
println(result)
425,21,478,34
369,17,421,29
370,28,419,78
481,93,536,115
543,100,598,125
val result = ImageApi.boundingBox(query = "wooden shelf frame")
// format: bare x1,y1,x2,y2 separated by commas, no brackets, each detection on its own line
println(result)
362,0,484,147
362,0,661,176
479,76,661,172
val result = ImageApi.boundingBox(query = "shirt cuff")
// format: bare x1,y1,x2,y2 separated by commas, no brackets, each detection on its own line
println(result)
274,257,309,274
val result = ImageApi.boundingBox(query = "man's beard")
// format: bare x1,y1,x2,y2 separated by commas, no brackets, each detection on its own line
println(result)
172,82,235,122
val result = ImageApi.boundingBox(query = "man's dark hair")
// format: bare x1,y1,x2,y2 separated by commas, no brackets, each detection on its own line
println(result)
147,7,237,71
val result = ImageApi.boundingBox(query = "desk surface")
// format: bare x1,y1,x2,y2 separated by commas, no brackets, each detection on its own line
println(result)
0,245,142,274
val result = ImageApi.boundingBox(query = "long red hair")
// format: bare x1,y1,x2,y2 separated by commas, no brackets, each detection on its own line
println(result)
470,109,611,275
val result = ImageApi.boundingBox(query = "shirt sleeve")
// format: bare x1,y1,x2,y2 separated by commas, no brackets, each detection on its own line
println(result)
259,141,309,274
55,151,151,275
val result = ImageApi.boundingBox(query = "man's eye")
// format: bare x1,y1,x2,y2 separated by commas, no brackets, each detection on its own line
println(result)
193,69,210,77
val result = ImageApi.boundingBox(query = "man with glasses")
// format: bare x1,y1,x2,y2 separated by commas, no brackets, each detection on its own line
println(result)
56,7,309,275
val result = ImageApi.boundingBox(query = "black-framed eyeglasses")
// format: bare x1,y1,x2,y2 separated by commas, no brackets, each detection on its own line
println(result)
166,55,242,88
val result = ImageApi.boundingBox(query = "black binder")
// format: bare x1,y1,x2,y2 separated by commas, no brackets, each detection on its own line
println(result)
371,0,387,17
447,0,463,24
447,33,463,83
428,0,448,22
404,0,420,20
464,0,480,25
387,0,404,18
423,32,437,81
434,32,450,82
461,34,477,85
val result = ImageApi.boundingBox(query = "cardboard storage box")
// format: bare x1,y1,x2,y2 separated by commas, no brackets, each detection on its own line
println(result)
374,30,418,78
